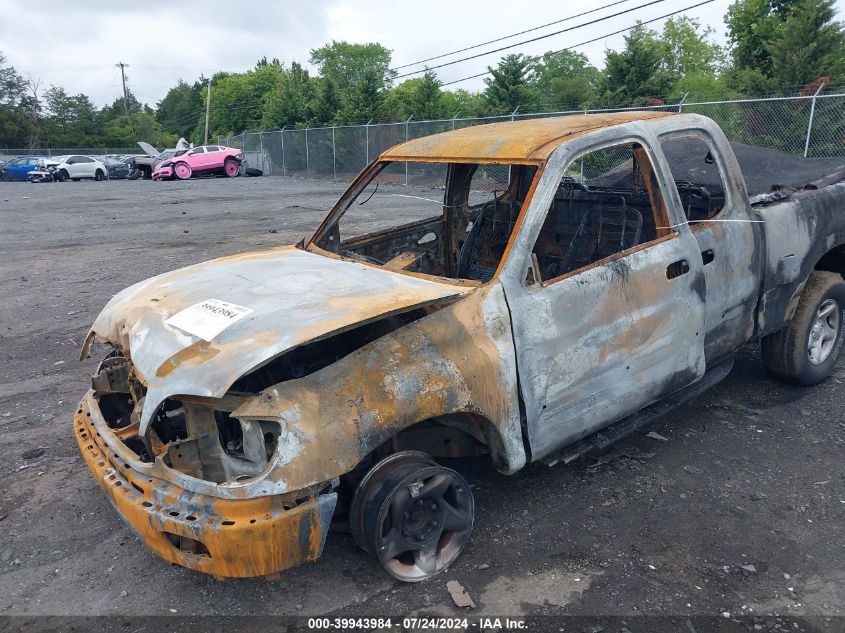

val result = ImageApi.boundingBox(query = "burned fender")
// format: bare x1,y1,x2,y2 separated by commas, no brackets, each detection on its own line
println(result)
232,282,526,492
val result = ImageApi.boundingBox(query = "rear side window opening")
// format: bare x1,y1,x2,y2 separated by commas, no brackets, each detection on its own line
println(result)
659,134,728,224
309,161,539,283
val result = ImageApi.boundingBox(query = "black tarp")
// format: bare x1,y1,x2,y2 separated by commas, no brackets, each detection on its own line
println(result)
590,140,845,198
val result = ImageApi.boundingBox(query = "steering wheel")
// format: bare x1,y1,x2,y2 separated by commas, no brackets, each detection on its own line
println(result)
675,180,712,200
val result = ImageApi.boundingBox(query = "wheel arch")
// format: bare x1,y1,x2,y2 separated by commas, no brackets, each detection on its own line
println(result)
774,242,845,330
814,243,845,278
379,411,515,472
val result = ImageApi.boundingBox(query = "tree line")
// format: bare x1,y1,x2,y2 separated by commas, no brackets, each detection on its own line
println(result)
1,0,844,149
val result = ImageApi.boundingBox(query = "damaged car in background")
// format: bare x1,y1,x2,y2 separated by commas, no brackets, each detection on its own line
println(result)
75,112,845,581
152,144,244,180
132,137,191,179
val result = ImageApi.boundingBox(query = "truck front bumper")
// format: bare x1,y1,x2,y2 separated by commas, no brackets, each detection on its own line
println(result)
73,394,336,578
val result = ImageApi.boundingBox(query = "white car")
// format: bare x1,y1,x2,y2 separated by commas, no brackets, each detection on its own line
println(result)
52,155,109,182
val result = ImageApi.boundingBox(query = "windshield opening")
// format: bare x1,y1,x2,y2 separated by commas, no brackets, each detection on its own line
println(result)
310,160,539,282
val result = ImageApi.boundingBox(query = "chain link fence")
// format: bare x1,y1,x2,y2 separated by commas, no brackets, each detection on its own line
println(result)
213,93,845,184
0,147,138,161
5,93,844,175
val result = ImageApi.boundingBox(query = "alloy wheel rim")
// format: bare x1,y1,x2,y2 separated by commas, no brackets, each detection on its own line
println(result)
808,298,841,365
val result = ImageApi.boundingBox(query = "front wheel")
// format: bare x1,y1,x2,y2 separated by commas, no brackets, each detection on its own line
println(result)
761,271,845,385
94,169,105,181
174,162,192,180
349,451,474,582
1,171,11,182
223,158,240,178
57,169,69,182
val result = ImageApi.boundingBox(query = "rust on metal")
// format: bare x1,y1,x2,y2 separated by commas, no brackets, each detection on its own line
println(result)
73,111,845,579
380,112,675,163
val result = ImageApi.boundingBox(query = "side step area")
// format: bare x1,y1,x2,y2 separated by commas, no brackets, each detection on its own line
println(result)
543,358,735,467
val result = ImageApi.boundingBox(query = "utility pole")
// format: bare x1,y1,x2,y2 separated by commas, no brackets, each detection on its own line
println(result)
115,62,133,132
204,80,211,145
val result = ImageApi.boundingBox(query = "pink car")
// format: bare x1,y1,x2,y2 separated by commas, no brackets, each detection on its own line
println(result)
152,144,244,180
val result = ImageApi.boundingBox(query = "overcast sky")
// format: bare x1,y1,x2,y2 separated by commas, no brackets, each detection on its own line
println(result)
2,0,844,108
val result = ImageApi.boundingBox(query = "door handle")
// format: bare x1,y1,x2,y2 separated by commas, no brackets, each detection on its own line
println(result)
666,259,690,280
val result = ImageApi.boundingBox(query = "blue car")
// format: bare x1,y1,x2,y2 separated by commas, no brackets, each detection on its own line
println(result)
1,156,44,181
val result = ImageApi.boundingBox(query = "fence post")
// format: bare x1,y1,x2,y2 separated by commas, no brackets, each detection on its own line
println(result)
804,82,825,158
365,118,373,165
508,107,519,182
280,125,287,176
258,129,264,173
404,116,413,186
332,126,337,181
678,92,689,113
305,127,310,179
452,113,460,130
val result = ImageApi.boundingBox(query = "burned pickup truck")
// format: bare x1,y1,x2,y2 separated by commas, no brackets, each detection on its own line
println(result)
75,112,845,581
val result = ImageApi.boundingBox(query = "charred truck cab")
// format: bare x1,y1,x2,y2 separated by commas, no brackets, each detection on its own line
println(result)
76,113,845,581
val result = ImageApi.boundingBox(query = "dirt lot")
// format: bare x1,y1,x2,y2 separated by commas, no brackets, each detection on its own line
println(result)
0,176,843,627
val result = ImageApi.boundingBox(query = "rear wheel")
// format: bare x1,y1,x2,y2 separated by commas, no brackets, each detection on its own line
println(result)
349,451,474,582
761,271,845,385
224,158,240,177
174,162,192,180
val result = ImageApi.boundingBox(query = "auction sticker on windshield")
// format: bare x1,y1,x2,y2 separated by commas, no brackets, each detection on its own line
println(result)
166,298,254,341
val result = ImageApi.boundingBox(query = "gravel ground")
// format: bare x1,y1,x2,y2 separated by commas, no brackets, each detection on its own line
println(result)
0,176,843,629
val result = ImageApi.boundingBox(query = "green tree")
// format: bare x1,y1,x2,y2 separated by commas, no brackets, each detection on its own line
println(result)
262,62,314,128
382,70,445,120
533,50,601,110
340,66,385,123
725,0,791,73
659,17,732,100
312,76,341,125
483,54,537,114
309,41,395,93
440,89,488,117
157,79,205,139
599,23,674,105
100,111,175,147
102,89,143,118
206,64,281,136
661,17,726,79
42,86,99,145
411,70,443,119
309,41,395,123
768,0,845,86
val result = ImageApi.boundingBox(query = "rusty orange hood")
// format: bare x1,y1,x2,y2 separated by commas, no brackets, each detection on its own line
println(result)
85,245,474,432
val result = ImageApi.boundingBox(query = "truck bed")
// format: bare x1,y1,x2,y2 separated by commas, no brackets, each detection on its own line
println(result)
594,141,845,200
662,140,845,199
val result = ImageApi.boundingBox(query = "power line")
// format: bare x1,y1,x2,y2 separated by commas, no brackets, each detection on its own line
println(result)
392,0,642,71
440,0,716,86
394,0,672,81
